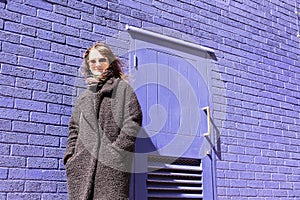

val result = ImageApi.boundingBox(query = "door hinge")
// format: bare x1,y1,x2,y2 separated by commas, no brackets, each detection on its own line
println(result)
134,54,138,69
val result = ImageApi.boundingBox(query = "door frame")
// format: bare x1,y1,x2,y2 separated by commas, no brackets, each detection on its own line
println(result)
126,25,217,200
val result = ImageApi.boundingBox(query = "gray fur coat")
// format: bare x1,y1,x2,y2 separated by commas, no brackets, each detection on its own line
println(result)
63,77,142,200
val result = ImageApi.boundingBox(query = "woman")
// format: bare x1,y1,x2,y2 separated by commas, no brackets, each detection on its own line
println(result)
63,42,143,200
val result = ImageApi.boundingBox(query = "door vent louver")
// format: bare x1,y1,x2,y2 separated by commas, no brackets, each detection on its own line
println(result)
147,155,203,200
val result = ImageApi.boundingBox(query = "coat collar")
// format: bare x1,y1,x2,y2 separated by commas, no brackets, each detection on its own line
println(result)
77,77,120,132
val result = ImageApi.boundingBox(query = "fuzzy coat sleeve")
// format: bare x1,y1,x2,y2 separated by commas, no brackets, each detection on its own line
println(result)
63,99,81,165
112,83,143,153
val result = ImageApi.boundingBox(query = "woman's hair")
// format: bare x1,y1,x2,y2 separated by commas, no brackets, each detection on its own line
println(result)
81,42,125,79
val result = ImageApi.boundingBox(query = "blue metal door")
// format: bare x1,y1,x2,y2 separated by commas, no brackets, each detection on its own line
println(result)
129,46,214,200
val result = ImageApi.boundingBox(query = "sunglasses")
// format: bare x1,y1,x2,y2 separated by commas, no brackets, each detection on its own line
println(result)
87,58,107,65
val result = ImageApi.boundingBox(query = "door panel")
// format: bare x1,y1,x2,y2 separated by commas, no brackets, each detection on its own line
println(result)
131,42,214,199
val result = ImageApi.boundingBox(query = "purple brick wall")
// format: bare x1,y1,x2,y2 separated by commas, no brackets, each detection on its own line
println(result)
0,0,299,199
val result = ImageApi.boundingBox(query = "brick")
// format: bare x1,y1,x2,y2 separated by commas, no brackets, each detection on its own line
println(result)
246,164,262,172
0,30,20,44
25,181,57,192
108,2,131,15
93,25,119,37
2,42,34,57
28,135,60,147
4,21,36,36
0,155,26,167
79,30,105,42
7,193,41,200
44,147,65,158
263,166,278,174
228,145,244,154
226,188,240,196
217,179,230,187
284,159,299,167
272,173,286,181
0,73,15,86
59,158,65,170
42,170,66,181
94,7,119,21
42,193,68,200
11,145,44,157
230,179,247,187
54,5,80,18
153,16,173,27
12,121,44,134
224,171,238,178
33,91,62,103
0,84,29,100
26,169,43,180
45,125,68,136
27,157,58,169
24,0,53,11
0,119,12,131
240,188,257,196
0,143,10,155
51,43,81,57
37,29,65,43
50,63,78,76
81,13,106,26
34,70,64,84
140,4,162,16
229,162,246,171
16,77,47,91
264,181,279,189
255,172,271,181
67,0,94,13
0,8,21,22
18,56,50,71
239,171,255,180
21,36,51,50
66,17,92,31
120,14,142,27
0,107,29,121
61,115,71,126
153,1,173,11
106,37,128,51
120,0,141,9
238,155,254,163
1,64,34,78
173,7,191,18
8,168,26,179
57,182,67,193
45,0,67,5
0,96,14,108
63,75,77,87
162,11,181,23
52,23,79,37
83,0,107,8
0,51,17,65
0,180,24,192
30,112,60,125
37,9,66,23
22,15,52,30
4,0,32,16
35,49,64,64
0,131,28,144
261,149,276,157
47,103,72,115
60,137,68,148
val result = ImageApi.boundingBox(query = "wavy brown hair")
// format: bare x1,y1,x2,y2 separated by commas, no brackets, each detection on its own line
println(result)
81,42,125,79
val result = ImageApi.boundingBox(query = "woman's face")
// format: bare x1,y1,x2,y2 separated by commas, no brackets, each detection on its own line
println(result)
87,48,110,76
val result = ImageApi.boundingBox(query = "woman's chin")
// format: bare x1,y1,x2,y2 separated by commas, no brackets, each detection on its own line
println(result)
91,70,102,76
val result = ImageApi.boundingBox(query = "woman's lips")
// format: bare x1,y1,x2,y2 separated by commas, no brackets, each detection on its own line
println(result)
91,68,103,75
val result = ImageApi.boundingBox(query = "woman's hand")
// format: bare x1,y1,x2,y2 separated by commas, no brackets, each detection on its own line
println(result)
66,155,72,164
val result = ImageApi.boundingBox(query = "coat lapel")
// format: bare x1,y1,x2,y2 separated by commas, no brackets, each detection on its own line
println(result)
78,77,120,133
